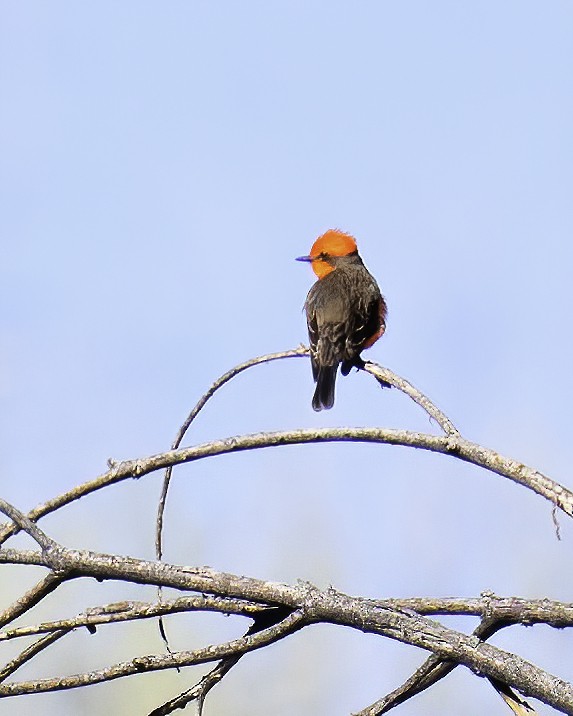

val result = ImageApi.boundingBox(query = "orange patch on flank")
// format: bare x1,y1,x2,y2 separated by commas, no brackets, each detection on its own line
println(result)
362,324,385,349
362,300,387,348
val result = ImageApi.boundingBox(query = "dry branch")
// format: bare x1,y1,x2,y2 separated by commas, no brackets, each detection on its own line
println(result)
0,351,571,714
0,544,572,712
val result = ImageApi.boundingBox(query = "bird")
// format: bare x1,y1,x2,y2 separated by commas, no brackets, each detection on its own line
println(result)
297,229,387,411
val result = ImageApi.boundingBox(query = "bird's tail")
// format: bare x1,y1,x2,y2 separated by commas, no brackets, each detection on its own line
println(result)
312,365,338,411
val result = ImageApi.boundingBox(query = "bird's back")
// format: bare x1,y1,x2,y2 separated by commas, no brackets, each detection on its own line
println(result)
305,258,383,367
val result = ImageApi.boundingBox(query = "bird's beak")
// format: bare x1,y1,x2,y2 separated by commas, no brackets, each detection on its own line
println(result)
296,254,313,262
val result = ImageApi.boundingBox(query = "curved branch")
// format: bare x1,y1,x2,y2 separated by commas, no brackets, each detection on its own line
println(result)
363,361,459,436
0,351,568,713
0,427,568,550
156,347,309,561
169,348,311,442
0,547,571,712
5,351,555,550
154,349,459,565
153,349,457,562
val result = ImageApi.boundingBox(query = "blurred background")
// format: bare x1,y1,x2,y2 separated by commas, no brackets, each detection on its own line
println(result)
1,2,572,714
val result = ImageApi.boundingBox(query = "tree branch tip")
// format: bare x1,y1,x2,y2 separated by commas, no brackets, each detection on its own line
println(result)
551,504,562,540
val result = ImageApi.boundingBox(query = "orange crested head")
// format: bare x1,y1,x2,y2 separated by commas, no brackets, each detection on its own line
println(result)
310,229,358,259
296,229,359,279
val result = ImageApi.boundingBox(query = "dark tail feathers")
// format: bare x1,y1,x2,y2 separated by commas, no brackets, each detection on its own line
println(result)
312,365,338,411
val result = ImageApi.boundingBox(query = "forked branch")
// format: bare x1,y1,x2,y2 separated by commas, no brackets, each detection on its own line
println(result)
0,350,570,714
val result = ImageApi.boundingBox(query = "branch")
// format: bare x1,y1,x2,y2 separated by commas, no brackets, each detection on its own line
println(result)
354,615,503,715
156,347,309,561
3,592,570,641
1,547,571,712
0,497,59,553
149,606,296,716
0,631,67,682
0,595,267,641
154,349,310,659
362,361,459,436
0,572,66,629
1,351,570,712
380,593,573,626
155,349,457,562
0,607,307,696
2,352,567,552
1,425,570,553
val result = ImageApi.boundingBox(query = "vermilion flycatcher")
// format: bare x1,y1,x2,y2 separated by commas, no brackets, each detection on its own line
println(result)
297,229,387,411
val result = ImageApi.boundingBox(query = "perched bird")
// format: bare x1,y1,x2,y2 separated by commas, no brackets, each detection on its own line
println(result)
297,229,387,411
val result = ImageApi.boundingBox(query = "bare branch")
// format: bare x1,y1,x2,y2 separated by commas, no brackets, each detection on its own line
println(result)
354,615,503,715
0,572,66,629
0,608,307,696
363,361,459,436
1,352,570,713
156,347,309,562
380,593,573,626
150,606,296,716
0,595,267,641
3,592,571,642
148,657,240,716
0,631,67,682
2,352,567,554
1,426,570,554
0,498,59,553
357,592,573,714
154,349,457,561
1,546,571,712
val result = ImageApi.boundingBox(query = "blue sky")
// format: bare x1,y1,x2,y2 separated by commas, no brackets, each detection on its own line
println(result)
1,3,572,714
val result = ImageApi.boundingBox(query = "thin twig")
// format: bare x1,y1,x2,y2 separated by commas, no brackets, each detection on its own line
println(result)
0,595,266,641
156,350,456,559
156,347,309,562
0,631,67,682
363,361,459,436
150,606,295,716
148,656,241,716
154,349,308,660
0,608,307,696
0,572,66,628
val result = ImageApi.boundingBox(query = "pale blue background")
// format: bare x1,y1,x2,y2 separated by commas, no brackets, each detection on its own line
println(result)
1,2,572,714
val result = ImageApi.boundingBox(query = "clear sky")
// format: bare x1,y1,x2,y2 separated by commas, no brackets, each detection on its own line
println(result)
1,2,572,714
